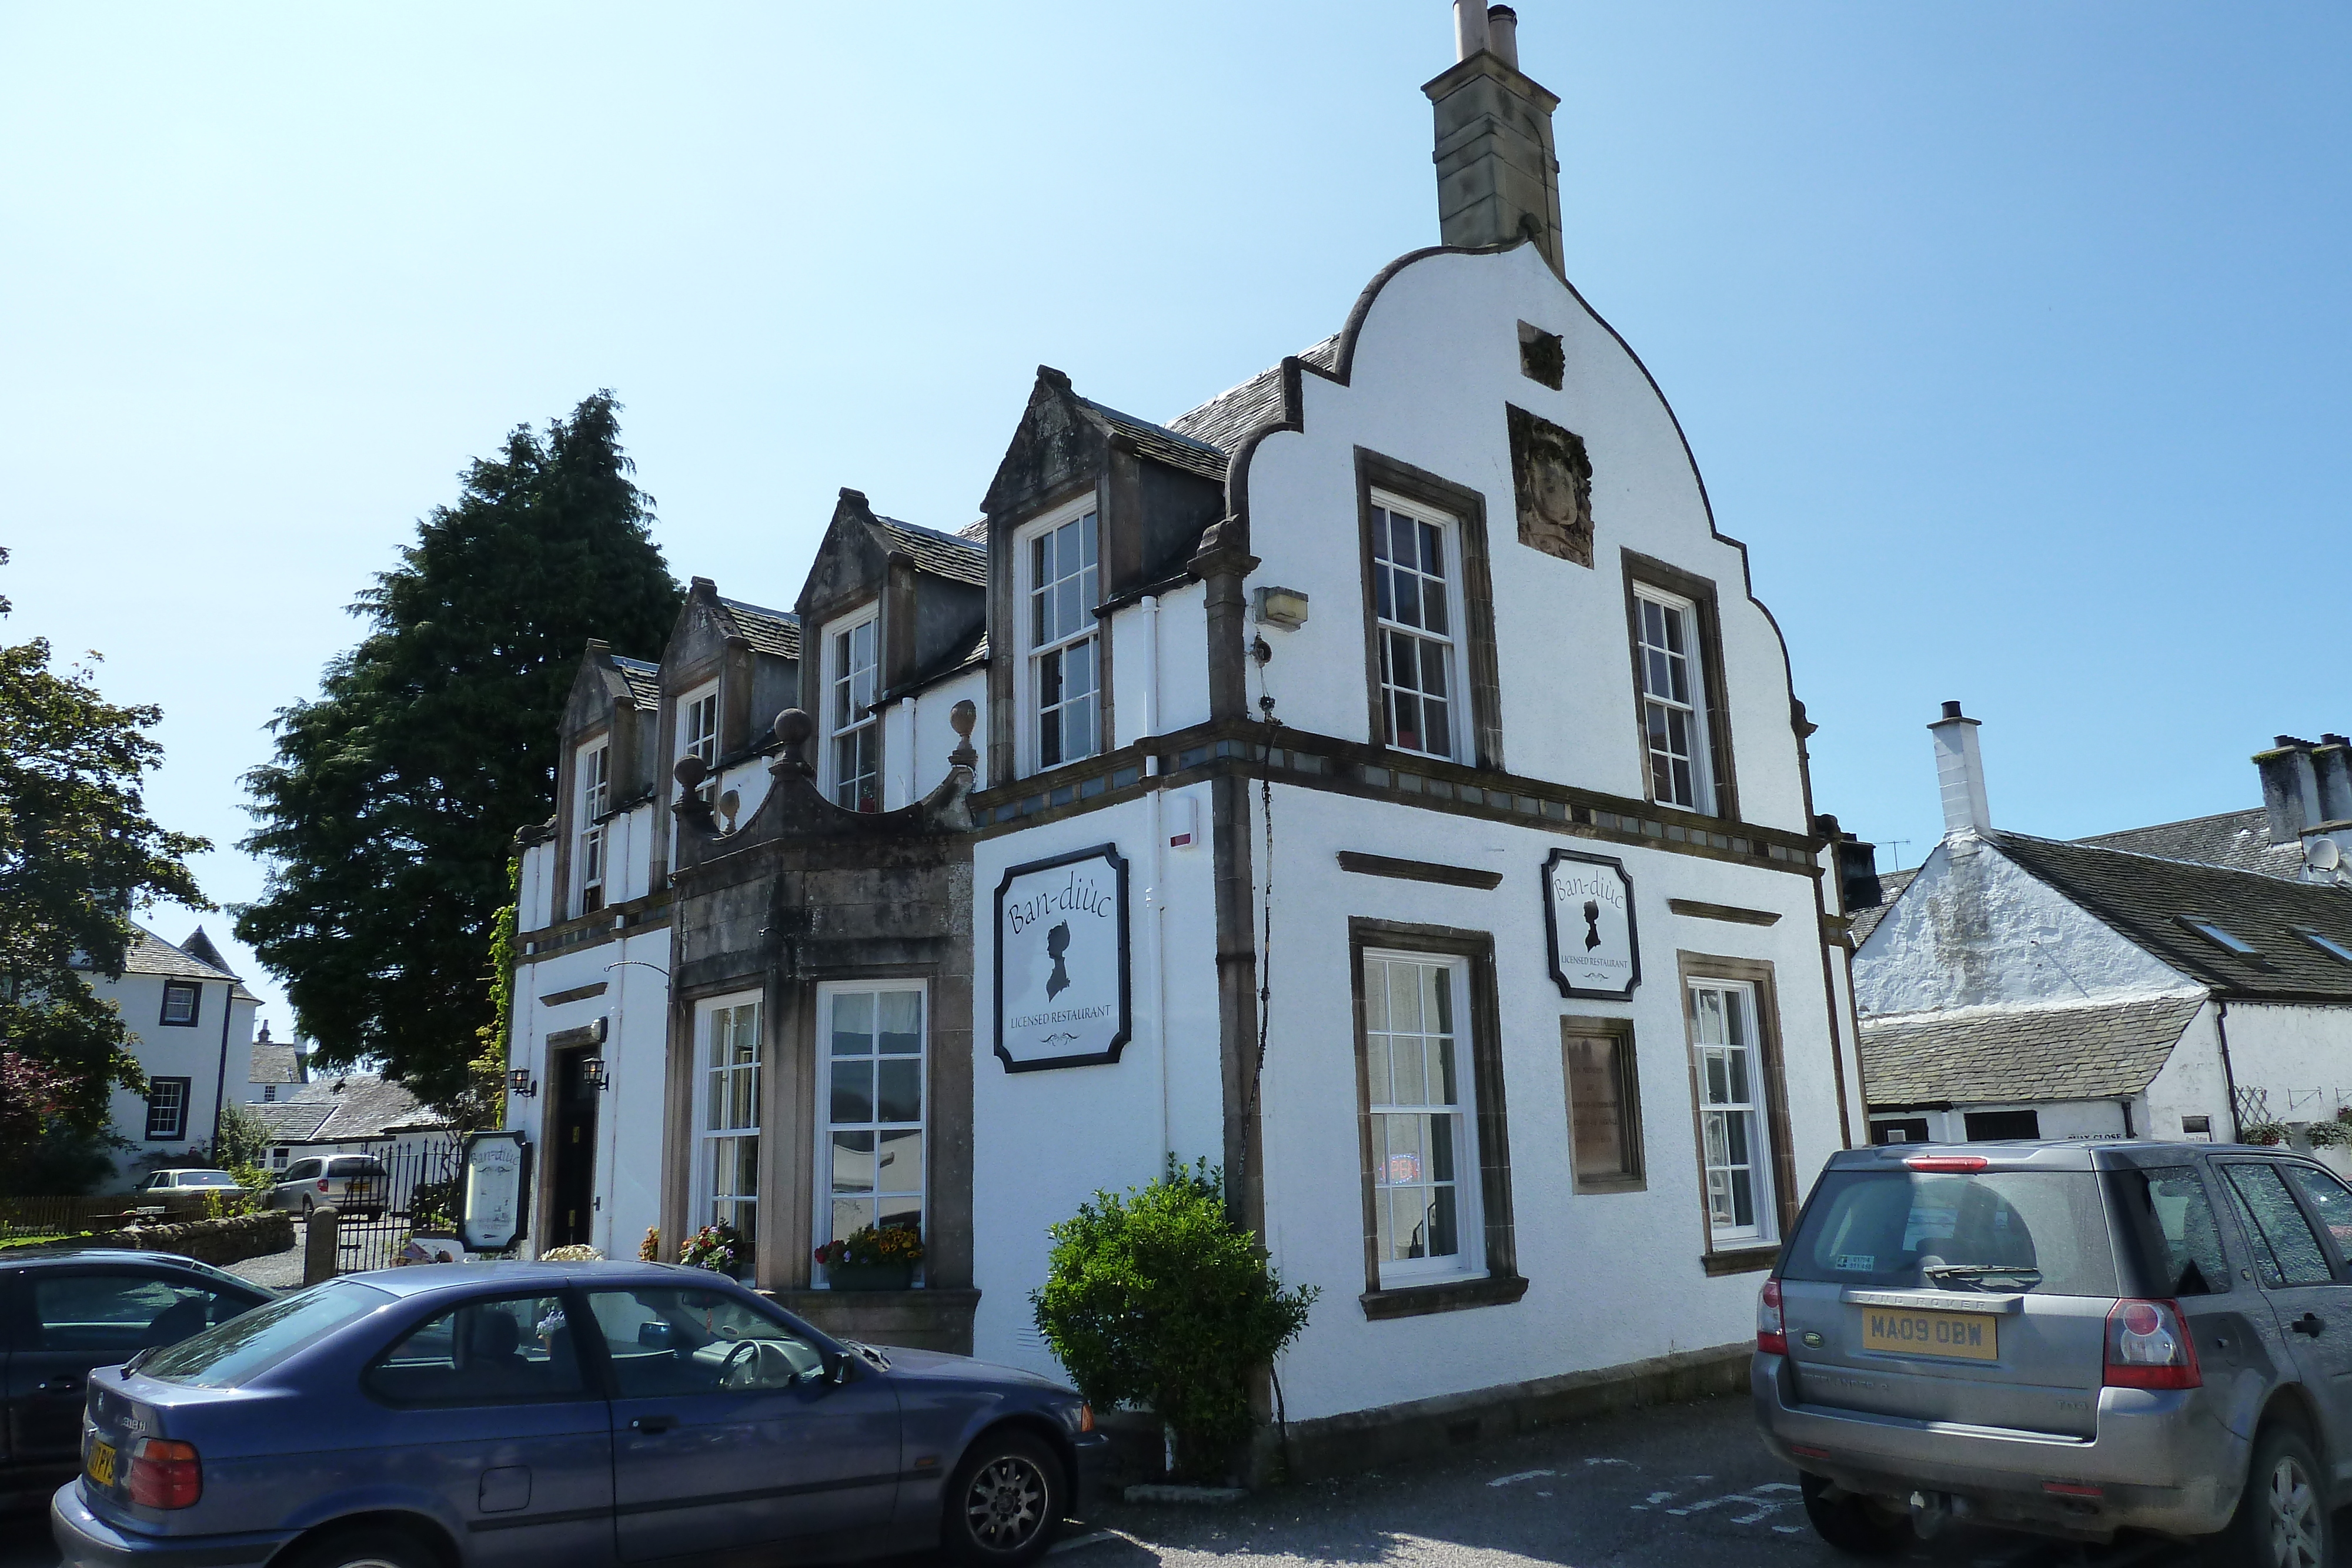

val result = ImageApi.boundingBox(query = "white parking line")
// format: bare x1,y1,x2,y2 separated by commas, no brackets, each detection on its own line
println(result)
1487,1469,1556,1487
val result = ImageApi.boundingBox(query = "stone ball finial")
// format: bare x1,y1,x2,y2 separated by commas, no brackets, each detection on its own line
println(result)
774,707,815,747
673,755,708,792
950,699,977,740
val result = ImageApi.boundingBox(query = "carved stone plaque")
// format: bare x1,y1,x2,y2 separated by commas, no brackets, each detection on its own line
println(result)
1507,403,1594,568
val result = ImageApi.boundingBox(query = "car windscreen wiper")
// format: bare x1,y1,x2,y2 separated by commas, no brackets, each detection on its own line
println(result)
1922,1263,2042,1289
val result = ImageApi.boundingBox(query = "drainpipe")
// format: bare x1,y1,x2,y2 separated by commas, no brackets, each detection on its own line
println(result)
1141,595,1170,1168
209,979,235,1155
2214,997,2242,1142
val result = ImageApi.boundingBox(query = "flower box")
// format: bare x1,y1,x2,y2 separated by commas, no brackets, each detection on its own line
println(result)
824,1262,914,1292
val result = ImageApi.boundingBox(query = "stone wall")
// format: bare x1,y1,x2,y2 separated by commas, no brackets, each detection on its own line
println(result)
92,1210,293,1268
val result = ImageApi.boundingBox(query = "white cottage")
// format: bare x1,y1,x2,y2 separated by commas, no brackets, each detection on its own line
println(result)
69,924,261,1191
508,5,1866,1472
1852,704,2352,1149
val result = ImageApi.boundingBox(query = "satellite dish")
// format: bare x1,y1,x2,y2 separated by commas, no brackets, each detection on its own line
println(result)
2309,837,2343,872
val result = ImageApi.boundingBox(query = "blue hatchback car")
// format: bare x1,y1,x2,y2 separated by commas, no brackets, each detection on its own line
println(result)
51,1261,1107,1568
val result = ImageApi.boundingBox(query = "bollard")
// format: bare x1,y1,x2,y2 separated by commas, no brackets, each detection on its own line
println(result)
302,1206,341,1286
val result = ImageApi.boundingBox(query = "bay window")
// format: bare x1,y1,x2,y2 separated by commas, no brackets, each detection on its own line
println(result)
817,983,926,1272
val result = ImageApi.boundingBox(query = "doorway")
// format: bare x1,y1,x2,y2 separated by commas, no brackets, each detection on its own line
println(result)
549,1046,602,1247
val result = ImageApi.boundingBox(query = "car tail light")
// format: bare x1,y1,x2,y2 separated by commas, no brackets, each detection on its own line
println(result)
1905,1155,1989,1172
1078,1403,1095,1433
1757,1278,1788,1355
128,1438,202,1509
2104,1298,2200,1390
317,1179,330,1192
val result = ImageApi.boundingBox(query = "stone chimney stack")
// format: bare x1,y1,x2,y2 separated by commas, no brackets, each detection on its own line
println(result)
2256,735,2324,845
2312,734,2352,827
1928,700,1992,838
1426,4,1565,278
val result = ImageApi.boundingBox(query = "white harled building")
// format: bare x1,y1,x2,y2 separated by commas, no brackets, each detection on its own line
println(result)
507,5,1870,1473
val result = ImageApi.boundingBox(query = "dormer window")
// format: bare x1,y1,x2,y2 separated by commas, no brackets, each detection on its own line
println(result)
1028,508,1099,771
828,616,880,812
577,741,610,915
681,684,719,771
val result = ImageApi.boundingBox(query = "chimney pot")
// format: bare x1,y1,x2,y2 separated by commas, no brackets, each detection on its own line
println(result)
1927,701,1992,837
1452,0,1490,61
1486,5,1519,68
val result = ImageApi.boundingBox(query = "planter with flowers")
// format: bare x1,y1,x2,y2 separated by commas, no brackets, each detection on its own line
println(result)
2310,1116,2352,1181
2242,1121,2290,1148
679,1221,746,1279
816,1223,924,1290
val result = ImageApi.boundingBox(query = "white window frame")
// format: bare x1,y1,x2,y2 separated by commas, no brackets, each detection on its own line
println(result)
1368,490,1468,763
1689,978,1773,1246
1019,498,1101,775
1634,586,1714,813
823,611,883,812
692,992,763,1269
679,680,720,773
143,1078,189,1141
576,740,610,915
1362,948,1483,1287
813,981,928,1279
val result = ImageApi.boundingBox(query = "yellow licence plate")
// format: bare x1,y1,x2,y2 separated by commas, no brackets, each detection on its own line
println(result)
1862,1307,1999,1362
86,1439,116,1489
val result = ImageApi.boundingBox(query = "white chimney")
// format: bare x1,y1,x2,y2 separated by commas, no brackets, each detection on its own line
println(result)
1486,5,1519,68
1453,0,1491,61
1929,700,1992,837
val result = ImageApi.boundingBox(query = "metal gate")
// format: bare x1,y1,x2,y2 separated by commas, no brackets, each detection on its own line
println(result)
333,1136,465,1273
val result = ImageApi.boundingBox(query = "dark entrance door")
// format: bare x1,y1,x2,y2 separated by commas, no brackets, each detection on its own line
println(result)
549,1048,601,1246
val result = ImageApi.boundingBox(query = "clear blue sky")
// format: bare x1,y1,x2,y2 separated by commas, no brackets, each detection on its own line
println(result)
5,2,2346,1041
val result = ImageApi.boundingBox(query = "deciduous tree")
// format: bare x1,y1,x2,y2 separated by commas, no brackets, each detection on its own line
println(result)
0,547,210,1158
237,393,680,1106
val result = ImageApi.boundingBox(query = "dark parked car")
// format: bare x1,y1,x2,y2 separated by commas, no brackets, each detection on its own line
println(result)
53,1260,1107,1568
1755,1139,2352,1565
2,1250,271,1505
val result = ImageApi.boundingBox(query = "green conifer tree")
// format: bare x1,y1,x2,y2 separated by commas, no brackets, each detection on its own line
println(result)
237,393,680,1106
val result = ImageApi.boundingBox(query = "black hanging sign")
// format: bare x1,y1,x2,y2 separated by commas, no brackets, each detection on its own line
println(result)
1542,848,1639,1000
994,842,1131,1071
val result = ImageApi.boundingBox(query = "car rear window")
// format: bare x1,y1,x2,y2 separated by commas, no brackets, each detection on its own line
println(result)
1784,1168,2120,1296
329,1158,383,1178
175,1171,238,1188
142,1281,393,1388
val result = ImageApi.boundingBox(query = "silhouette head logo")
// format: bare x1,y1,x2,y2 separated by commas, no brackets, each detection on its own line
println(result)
1045,922,1071,999
1582,899,1603,951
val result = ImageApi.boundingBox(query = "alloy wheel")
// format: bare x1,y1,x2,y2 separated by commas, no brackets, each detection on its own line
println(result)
964,1453,1047,1553
2267,1453,2323,1568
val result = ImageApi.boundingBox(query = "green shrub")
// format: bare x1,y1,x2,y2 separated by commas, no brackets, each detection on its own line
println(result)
1031,1159,1315,1480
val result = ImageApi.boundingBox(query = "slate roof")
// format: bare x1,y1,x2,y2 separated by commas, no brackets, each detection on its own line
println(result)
1166,335,1345,457
1859,992,2207,1108
717,598,801,661
2076,808,2302,881
248,1074,449,1145
1989,830,2352,1001
873,516,987,587
98,925,263,1001
1072,396,1232,486
248,1042,303,1085
1847,867,1917,948
612,655,662,708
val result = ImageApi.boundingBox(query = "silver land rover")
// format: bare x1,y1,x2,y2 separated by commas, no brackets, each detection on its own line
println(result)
1755,1139,2352,1565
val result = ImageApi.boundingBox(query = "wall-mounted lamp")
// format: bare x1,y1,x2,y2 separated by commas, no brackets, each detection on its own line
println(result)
581,1057,610,1091
1251,585,1309,631
507,1069,538,1098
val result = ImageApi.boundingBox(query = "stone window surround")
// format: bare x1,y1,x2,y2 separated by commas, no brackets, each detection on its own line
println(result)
1560,1014,1645,1194
1348,917,1525,1320
662,961,972,1298
1354,448,1504,773
1675,950,1798,1277
1621,550,1739,823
